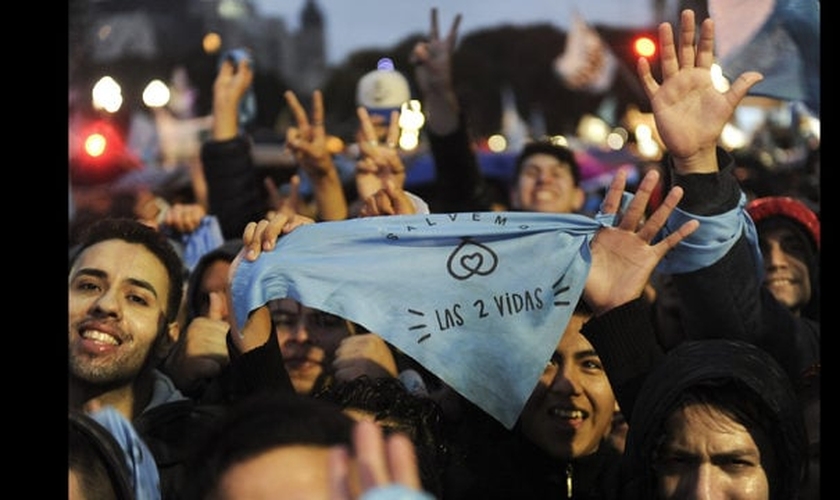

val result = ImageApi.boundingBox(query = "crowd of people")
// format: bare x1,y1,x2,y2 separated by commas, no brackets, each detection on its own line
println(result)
68,7,819,500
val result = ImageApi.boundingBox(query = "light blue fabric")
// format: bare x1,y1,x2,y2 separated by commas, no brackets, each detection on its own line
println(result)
90,406,161,500
229,200,753,428
231,211,605,429
657,192,764,277
359,484,435,500
181,215,225,272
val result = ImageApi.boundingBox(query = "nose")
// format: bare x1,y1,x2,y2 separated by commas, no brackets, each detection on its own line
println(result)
92,287,121,318
680,464,719,500
764,240,789,270
547,362,581,396
286,319,312,343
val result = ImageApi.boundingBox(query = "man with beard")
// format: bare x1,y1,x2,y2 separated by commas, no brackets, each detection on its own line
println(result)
68,218,245,498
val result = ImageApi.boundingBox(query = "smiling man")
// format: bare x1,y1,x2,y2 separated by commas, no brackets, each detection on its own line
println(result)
511,141,586,214
520,307,617,461
69,218,185,420
68,218,221,499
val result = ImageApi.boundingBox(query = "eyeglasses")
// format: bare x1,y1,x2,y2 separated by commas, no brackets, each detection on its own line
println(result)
271,310,346,330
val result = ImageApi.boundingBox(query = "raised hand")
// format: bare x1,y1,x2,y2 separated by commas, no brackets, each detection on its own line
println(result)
211,57,254,141
228,207,314,352
583,169,699,315
410,8,462,135
163,290,231,391
358,179,417,217
329,420,432,500
264,174,304,220
284,89,335,178
354,107,407,203
159,202,207,234
411,8,461,97
285,90,349,220
240,209,315,262
637,9,763,173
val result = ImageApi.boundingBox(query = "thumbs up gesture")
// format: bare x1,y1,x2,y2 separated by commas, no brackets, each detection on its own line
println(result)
163,291,232,395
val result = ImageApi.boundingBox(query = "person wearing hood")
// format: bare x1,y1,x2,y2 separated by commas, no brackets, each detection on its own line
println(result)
746,195,819,322
617,339,806,500
577,188,810,499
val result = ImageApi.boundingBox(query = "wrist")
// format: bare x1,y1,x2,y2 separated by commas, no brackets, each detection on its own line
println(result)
671,147,718,175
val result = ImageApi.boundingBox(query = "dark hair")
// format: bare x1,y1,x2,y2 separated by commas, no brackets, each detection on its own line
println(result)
181,391,355,500
314,376,450,497
68,409,135,500
514,141,581,186
69,218,186,324
184,239,243,323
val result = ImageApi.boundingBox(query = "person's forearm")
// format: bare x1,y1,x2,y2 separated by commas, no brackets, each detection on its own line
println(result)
422,87,460,136
669,145,718,175
670,147,742,216
211,101,240,141
310,168,349,221
201,137,268,239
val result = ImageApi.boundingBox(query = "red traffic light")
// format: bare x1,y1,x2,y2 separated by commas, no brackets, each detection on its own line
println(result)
632,35,657,59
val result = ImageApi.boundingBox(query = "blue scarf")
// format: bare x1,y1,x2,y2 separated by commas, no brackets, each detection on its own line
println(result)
231,203,756,428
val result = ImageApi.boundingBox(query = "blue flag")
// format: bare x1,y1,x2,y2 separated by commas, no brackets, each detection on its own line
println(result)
712,0,820,116
231,212,604,428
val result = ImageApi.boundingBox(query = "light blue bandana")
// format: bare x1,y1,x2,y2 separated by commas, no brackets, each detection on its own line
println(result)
230,204,752,428
232,211,604,428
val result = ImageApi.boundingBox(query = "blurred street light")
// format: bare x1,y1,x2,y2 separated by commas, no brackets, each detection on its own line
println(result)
143,79,171,108
92,76,123,113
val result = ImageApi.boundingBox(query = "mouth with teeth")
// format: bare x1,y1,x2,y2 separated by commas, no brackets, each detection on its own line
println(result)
76,326,123,355
766,277,797,286
82,330,120,345
548,407,588,420
534,189,558,202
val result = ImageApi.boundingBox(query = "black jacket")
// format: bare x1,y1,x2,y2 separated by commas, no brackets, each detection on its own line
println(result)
200,136,269,240
443,400,622,500
669,149,820,384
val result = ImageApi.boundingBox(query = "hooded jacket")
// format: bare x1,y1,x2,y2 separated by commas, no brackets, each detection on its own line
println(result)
621,339,807,500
